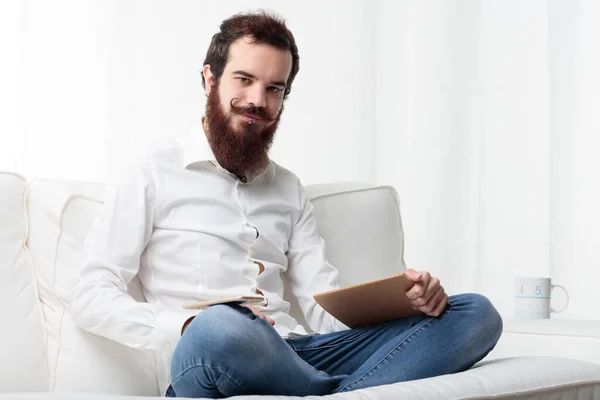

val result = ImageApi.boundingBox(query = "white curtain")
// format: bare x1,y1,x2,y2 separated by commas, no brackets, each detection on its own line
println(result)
376,0,600,319
1,0,599,319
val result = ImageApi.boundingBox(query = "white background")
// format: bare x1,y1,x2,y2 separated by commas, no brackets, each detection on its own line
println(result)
1,0,599,319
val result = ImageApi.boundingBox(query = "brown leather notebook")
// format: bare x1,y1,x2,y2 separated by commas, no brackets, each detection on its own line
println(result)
313,273,422,328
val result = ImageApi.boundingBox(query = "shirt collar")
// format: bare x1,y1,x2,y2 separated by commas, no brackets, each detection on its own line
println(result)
182,125,215,169
182,124,275,183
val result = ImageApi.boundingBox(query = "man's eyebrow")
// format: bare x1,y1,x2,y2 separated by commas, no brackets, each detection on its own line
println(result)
232,70,287,88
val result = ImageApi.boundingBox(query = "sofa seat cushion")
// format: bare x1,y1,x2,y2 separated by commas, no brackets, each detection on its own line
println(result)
346,357,600,400
1,357,599,399
0,172,47,392
486,319,600,365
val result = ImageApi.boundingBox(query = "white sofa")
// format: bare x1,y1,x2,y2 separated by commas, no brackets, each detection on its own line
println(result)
1,171,600,400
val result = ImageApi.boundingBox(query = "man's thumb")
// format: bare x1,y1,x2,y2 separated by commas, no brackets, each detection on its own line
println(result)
404,269,422,282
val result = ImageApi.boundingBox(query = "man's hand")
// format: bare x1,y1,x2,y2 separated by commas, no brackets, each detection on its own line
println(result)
243,304,275,325
404,269,448,317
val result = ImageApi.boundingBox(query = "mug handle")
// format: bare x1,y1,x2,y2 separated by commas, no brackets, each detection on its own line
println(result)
551,284,569,313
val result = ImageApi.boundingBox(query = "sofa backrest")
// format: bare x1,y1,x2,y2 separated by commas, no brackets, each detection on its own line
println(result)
13,177,405,395
307,182,406,286
26,179,158,396
0,172,47,392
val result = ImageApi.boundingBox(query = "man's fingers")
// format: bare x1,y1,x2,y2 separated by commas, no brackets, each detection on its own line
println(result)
431,293,449,317
410,277,440,306
406,282,425,300
419,285,445,314
404,270,447,316
406,271,432,300
419,291,448,317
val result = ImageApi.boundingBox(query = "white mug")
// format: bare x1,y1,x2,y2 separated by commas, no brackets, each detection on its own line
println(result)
514,277,569,320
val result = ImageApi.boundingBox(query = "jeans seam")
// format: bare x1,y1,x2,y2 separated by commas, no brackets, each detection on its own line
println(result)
294,322,393,352
171,362,249,396
337,317,435,392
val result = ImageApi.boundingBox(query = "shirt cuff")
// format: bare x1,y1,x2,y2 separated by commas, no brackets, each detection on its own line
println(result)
155,309,198,352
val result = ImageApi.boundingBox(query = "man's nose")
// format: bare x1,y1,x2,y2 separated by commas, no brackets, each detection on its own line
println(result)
245,85,267,109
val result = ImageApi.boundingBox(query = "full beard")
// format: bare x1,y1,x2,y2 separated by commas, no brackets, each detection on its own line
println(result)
204,82,282,180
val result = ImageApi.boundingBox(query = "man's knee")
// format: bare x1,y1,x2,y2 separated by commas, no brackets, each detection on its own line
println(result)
458,293,503,347
184,304,251,339
171,305,255,378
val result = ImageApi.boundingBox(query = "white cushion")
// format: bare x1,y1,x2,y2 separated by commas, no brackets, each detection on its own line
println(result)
486,318,600,365
0,172,47,392
334,357,600,400
26,179,158,395
306,183,406,286
0,357,598,399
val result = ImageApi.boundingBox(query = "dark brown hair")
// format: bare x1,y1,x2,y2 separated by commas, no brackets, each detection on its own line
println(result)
202,11,300,99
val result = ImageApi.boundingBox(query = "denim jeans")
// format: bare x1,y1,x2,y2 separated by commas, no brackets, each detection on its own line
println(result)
166,293,502,398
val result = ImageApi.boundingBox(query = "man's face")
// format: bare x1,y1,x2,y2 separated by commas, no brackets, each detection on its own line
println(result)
203,37,293,177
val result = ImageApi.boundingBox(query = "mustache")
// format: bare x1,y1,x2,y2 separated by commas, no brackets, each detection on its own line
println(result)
229,98,277,122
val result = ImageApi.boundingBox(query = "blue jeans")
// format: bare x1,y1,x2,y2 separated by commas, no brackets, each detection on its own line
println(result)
166,293,502,398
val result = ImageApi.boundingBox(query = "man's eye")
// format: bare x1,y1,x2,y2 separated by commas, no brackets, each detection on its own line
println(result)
237,77,250,84
268,86,282,94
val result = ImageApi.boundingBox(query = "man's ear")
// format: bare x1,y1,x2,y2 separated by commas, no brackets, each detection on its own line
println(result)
203,64,215,96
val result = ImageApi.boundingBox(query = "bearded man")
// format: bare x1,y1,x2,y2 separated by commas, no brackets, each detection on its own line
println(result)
70,11,502,399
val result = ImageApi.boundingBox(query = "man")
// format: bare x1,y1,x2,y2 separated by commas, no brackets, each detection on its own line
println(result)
70,11,502,398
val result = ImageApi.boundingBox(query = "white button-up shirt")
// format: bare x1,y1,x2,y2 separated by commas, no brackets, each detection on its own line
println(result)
69,130,346,394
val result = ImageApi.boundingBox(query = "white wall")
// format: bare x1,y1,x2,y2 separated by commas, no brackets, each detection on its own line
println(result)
5,0,375,185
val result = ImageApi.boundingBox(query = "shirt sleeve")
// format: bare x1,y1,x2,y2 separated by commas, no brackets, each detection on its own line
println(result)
285,184,349,334
69,157,197,352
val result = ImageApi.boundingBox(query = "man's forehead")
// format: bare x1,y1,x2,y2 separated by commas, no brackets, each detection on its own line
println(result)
224,37,292,81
